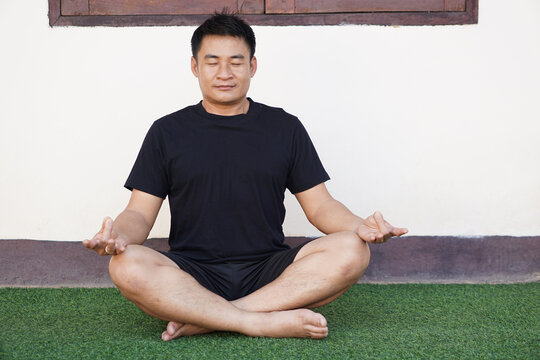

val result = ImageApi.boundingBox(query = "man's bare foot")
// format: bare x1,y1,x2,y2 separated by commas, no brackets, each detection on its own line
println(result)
161,321,213,341
161,309,328,340
248,309,328,339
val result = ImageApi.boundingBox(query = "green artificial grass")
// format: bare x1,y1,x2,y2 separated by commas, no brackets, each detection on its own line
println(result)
0,284,538,359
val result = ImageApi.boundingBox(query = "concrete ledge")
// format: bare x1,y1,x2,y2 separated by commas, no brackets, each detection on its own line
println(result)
1,236,538,287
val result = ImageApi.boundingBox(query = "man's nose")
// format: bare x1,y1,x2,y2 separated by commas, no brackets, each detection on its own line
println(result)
216,63,233,79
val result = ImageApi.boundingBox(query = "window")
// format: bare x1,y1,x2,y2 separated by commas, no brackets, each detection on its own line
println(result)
49,0,478,26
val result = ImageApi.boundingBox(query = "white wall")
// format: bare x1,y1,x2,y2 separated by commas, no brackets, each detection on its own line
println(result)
0,1,539,240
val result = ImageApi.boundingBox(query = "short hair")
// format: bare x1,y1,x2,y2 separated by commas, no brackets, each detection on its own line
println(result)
191,12,256,60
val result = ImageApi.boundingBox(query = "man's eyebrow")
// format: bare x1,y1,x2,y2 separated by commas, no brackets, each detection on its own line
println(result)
203,54,245,59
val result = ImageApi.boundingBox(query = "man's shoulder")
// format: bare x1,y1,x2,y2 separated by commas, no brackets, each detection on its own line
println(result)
255,100,292,116
253,100,300,126
152,104,198,129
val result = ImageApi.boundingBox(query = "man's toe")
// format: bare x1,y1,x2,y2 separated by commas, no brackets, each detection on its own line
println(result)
167,321,179,335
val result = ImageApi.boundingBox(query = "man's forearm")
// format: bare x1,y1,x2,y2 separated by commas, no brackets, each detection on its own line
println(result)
113,209,153,245
309,199,364,235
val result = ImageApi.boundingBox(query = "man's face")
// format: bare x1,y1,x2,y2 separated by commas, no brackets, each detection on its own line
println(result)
191,35,257,108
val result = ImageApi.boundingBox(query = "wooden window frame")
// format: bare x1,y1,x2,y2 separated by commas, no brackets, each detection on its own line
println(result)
49,0,478,27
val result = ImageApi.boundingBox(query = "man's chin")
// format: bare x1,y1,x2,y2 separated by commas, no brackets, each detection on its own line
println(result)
208,94,246,106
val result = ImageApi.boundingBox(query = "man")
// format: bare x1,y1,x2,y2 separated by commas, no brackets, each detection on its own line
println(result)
83,13,408,340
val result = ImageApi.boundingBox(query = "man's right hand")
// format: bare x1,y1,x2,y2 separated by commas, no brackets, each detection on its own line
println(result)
83,217,127,256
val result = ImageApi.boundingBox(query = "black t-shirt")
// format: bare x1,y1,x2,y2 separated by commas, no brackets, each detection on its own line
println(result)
125,98,330,263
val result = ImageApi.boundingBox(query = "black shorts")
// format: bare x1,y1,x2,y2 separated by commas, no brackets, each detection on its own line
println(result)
161,243,309,301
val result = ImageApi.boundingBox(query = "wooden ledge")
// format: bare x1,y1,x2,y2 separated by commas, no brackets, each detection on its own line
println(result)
1,236,538,287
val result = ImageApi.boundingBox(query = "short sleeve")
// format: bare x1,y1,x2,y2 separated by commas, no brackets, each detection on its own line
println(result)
286,118,330,194
124,123,169,199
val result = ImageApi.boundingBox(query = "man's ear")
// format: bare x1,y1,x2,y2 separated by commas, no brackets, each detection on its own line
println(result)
191,56,199,78
250,56,257,78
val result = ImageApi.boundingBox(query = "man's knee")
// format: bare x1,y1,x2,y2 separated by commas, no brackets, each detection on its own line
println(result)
333,231,370,281
108,245,148,293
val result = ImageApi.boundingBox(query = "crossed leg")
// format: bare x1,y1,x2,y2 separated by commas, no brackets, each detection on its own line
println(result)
109,231,370,340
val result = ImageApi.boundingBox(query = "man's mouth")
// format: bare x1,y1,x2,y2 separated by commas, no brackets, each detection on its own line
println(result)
215,85,235,91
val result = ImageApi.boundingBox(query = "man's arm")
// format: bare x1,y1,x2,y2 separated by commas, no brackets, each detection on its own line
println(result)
83,189,164,255
295,183,408,243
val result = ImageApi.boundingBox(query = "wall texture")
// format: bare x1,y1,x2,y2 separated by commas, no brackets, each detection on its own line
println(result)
0,0,539,241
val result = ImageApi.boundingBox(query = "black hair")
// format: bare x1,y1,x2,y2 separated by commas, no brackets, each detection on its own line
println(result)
191,12,256,60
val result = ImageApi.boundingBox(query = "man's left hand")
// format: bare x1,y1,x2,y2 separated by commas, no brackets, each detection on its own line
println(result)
356,211,408,244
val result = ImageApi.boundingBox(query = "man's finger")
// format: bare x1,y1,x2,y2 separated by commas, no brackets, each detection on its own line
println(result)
108,229,118,252
97,219,112,251
394,227,409,236
99,217,109,234
115,239,127,254
102,217,113,241
86,234,103,248
82,238,96,249
98,235,107,249
373,211,387,233
105,238,116,255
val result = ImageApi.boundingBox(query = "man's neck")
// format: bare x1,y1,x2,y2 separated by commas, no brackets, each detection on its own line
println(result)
201,98,250,116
